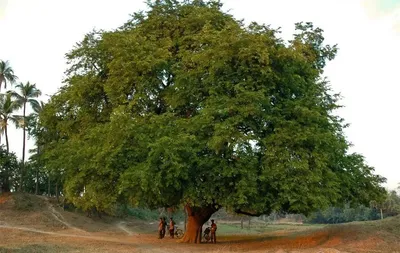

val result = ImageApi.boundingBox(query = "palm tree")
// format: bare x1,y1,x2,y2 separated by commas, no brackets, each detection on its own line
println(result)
27,100,45,195
0,60,18,91
26,100,45,136
27,100,45,138
0,93,21,152
9,82,41,191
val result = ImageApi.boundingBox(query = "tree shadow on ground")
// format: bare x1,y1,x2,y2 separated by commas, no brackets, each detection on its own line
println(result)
214,235,283,244
206,230,335,251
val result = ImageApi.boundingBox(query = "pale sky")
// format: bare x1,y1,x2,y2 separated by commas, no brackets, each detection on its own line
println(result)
0,0,399,189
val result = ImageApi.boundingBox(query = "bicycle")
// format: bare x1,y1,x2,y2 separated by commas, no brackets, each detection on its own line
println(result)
203,227,211,242
174,226,184,239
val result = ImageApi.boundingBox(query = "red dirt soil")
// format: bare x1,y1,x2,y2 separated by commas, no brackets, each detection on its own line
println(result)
0,192,11,204
1,194,399,253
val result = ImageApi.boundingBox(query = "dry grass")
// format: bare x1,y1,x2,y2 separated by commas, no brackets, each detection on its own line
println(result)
1,193,400,253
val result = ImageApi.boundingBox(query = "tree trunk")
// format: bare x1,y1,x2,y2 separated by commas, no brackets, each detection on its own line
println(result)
35,166,39,195
182,214,204,243
184,206,187,232
5,124,9,153
1,182,10,192
1,124,10,192
35,146,40,195
4,124,10,191
380,208,383,220
0,75,4,91
180,204,219,243
1,156,10,192
17,103,26,192
56,181,59,203
1,170,10,192
48,175,51,197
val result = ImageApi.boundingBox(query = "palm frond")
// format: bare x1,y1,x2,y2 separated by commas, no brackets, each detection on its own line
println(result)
28,99,40,108
7,90,24,100
31,100,45,114
5,72,17,83
0,120,6,137
0,60,18,90
9,115,24,128
10,99,23,111
12,82,42,105
0,93,22,115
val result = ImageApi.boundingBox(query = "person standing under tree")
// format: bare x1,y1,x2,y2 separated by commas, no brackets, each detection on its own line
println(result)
162,217,167,238
169,217,175,238
210,219,217,243
158,218,164,239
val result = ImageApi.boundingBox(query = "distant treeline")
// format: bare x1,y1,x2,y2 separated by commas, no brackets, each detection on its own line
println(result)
307,190,400,224
306,205,381,224
66,189,400,225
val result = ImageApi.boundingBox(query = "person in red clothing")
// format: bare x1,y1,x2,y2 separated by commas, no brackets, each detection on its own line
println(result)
210,219,217,243
169,217,175,238
158,218,164,239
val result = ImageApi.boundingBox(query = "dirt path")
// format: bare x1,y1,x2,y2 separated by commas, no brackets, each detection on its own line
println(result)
37,196,88,234
116,221,136,235
0,223,185,253
1,222,397,253
0,224,139,245
1,194,399,253
38,196,136,236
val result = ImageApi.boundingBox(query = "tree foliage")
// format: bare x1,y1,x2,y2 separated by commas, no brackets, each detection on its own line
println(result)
0,60,18,91
307,205,381,224
0,145,19,192
8,82,41,191
39,0,386,216
0,93,21,152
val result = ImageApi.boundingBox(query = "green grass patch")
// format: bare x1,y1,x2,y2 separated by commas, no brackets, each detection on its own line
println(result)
217,222,325,235
354,215,400,236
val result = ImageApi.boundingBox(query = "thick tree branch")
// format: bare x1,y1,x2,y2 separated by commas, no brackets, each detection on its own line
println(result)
234,209,265,217
185,203,221,217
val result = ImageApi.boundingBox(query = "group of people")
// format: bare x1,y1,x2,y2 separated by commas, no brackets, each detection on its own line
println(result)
203,219,218,243
157,217,217,243
158,217,176,239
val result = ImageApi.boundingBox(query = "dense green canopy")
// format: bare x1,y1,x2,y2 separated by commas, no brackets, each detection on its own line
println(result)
0,146,19,192
40,0,385,216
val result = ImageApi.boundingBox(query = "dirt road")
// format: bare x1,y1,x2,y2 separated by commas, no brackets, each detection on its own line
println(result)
1,194,399,253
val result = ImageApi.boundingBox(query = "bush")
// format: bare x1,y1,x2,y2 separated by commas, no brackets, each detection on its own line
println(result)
12,193,46,211
306,205,380,224
126,207,160,221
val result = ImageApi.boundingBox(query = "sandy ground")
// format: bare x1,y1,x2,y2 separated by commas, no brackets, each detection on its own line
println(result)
1,194,399,253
